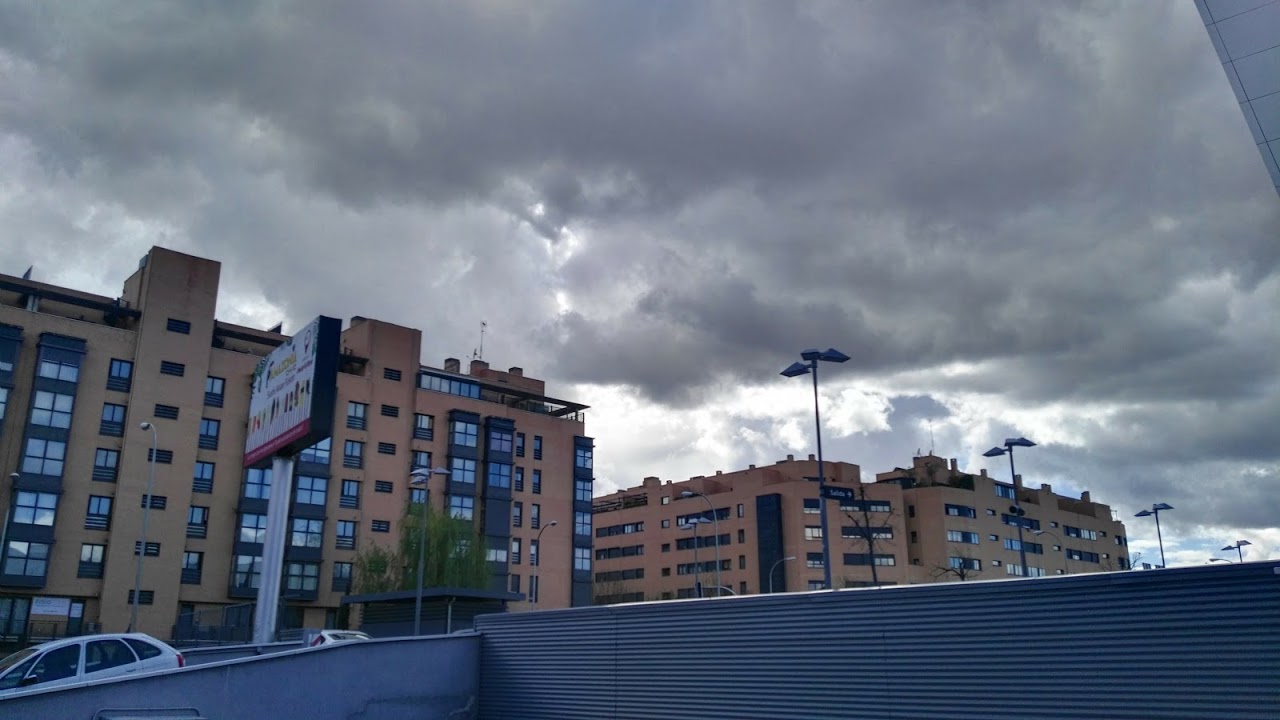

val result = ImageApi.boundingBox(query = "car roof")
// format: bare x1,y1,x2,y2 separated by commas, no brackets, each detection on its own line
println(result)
25,633,166,652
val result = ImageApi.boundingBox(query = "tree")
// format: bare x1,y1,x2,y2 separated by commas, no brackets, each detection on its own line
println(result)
931,551,983,582
841,484,898,588
353,502,490,593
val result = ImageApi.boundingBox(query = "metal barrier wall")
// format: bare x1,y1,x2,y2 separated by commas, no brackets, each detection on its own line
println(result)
2,632,480,720
477,562,1280,719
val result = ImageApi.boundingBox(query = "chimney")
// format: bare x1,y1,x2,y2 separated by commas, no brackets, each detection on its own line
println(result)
808,453,815,461
508,366,523,376
1041,483,1053,494
980,468,988,478
748,464,756,470
444,358,460,373
1081,491,1091,503
787,454,795,461
950,458,958,472
470,359,489,375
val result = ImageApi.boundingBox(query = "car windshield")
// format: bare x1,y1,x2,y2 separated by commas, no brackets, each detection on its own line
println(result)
0,648,37,674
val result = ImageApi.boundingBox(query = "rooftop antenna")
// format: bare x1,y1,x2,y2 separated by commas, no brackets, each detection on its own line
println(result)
928,419,935,455
472,320,487,361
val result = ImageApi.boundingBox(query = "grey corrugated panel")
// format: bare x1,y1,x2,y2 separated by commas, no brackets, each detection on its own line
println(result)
478,562,1280,719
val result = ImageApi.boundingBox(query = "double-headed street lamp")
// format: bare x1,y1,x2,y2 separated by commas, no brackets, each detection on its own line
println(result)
408,466,451,636
1222,540,1251,563
983,437,1035,578
130,421,159,633
769,555,796,594
680,517,711,598
680,490,721,596
532,520,559,605
781,347,850,590
1135,503,1173,568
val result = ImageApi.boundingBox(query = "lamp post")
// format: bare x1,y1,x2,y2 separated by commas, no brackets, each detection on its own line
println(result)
1221,540,1251,563
680,490,721,597
983,437,1036,578
1032,529,1068,575
680,517,711,598
781,347,850,590
130,421,158,633
409,467,450,636
532,520,559,605
769,555,796,594
1134,503,1173,568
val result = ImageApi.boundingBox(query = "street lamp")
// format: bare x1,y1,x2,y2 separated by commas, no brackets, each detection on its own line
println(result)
680,517,711,598
769,555,796,594
1134,503,1173,568
781,347,850,590
983,437,1036,578
1032,529,1068,575
130,421,159,633
1221,540,1251,563
680,490,722,597
408,467,450,636
532,520,559,606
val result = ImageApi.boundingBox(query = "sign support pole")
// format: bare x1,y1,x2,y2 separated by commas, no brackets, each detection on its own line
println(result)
253,454,295,644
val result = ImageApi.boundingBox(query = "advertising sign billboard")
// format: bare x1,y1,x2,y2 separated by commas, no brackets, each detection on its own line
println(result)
244,315,340,467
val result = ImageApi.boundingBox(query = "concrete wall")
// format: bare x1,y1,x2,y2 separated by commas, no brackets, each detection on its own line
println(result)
2,633,480,719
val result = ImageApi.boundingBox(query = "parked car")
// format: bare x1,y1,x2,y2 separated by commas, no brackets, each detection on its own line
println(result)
308,630,371,647
0,633,184,697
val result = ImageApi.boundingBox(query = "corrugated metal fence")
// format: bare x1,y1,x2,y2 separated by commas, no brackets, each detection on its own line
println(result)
477,562,1280,719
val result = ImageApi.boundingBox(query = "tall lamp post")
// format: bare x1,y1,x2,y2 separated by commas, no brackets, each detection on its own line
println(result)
1032,529,1068,575
781,347,850,590
1222,540,1251,563
769,555,796,594
1134,503,1173,568
130,421,159,633
680,490,722,597
408,467,450,636
531,520,559,605
680,517,711,597
983,437,1036,578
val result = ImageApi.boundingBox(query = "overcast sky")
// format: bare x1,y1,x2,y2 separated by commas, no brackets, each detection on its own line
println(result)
1,1,1276,567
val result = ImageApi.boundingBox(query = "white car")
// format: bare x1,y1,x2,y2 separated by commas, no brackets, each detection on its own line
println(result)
0,633,184,697
308,630,371,647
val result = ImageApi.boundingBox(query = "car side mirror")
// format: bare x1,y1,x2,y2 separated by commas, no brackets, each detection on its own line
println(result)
19,675,39,687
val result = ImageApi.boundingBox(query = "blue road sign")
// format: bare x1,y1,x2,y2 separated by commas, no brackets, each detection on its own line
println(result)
821,485,854,501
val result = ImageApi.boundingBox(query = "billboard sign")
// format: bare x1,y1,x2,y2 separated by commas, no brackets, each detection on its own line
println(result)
244,315,341,467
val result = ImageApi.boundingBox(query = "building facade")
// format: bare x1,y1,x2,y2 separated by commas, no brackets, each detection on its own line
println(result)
591,454,1127,602
0,246,593,642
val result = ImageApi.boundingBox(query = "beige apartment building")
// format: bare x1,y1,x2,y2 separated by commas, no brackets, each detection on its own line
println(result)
591,454,1128,602
0,247,594,643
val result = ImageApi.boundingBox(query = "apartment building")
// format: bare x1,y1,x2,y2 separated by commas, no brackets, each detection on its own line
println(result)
0,246,593,641
591,454,1128,602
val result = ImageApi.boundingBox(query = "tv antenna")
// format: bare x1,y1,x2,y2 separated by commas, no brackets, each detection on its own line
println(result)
472,321,487,361
928,419,935,455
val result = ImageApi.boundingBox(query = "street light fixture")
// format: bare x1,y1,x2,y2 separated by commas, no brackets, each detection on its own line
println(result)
1032,529,1068,575
130,421,159,633
781,347,849,590
680,490,722,596
532,520,559,605
769,555,796,594
1221,540,1251,563
983,437,1036,578
408,466,450,636
1134,503,1173,568
680,517,711,598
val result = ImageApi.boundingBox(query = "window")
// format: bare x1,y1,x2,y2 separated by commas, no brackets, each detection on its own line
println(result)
804,526,823,540
489,463,512,489
167,318,192,334
490,429,514,453
808,580,825,591
14,492,57,526
949,557,982,571
661,496,670,505
374,480,393,493
908,505,916,518
1004,539,1044,554
910,531,919,543
333,562,353,592
1115,535,1128,547
239,513,268,543
140,494,167,510
530,540,540,568
187,506,209,538
989,533,1000,541
511,538,522,564
147,448,174,464
987,509,998,516
346,402,367,430
295,476,327,505
839,499,892,513
192,461,214,493
343,440,364,468
410,487,427,504
803,498,820,514
451,420,478,447
419,373,480,398
204,376,225,407
515,433,525,457
596,522,646,537
243,468,271,499
86,450,120,485
1006,564,1046,577
487,546,510,563
1064,526,1099,541
737,504,745,519
512,502,523,527
414,413,433,440
842,526,894,540
0,388,6,422
291,518,324,548
159,360,185,377
336,520,356,549
39,358,79,382
377,442,396,455
945,504,977,518
532,469,542,494
575,547,591,571
78,543,106,578
451,457,477,484
739,555,746,569
806,552,825,569
575,446,592,469
181,552,203,584
514,467,525,492
298,438,330,464
575,511,592,536
597,545,645,560
738,529,745,543
575,479,592,503
340,479,360,509
509,574,521,593
233,555,263,590
30,390,74,428
3,541,50,576
85,495,112,530
1002,514,1041,531
371,519,391,533
99,404,126,436
533,435,543,460
947,530,980,544
1066,549,1101,563
412,451,432,469
107,359,133,391
843,553,897,566
530,503,541,529
198,418,220,450
153,403,179,420
995,482,1016,499
380,404,399,418
383,367,402,381
661,519,671,529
